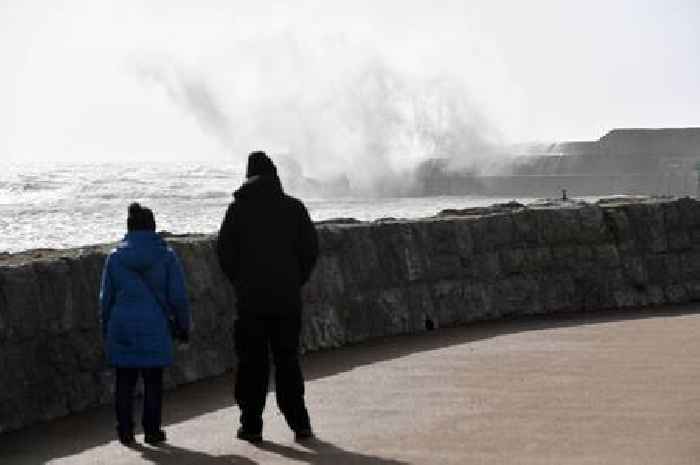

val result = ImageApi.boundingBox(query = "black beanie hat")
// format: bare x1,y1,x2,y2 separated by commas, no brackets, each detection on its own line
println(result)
246,151,277,178
127,202,156,232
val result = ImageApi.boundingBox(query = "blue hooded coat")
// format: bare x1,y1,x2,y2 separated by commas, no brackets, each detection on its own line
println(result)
99,231,191,367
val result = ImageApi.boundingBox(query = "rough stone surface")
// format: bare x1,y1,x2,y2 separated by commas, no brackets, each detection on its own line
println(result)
2,197,700,433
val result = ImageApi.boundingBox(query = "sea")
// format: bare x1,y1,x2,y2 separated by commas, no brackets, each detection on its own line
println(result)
0,162,543,254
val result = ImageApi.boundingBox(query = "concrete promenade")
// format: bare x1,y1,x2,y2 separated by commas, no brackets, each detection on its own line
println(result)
1,306,700,464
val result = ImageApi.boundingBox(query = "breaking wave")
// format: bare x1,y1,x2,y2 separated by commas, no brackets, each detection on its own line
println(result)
0,161,529,253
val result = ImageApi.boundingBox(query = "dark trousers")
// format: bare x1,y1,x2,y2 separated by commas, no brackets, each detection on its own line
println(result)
115,367,164,435
234,299,310,433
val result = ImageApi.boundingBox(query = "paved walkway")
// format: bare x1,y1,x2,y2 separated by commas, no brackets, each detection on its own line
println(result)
2,306,700,464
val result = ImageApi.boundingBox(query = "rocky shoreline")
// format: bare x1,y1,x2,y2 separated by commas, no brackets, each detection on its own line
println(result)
2,196,700,433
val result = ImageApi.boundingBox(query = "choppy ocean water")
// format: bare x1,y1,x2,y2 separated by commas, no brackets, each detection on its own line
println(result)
1,162,538,253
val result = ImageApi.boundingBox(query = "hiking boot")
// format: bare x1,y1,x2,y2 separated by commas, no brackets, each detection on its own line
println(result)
236,427,263,443
144,430,167,445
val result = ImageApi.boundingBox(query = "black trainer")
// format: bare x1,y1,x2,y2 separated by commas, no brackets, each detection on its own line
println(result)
294,428,314,441
144,430,167,445
236,427,263,443
118,431,136,446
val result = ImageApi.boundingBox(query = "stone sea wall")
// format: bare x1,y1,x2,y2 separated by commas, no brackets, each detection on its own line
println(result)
3,197,700,432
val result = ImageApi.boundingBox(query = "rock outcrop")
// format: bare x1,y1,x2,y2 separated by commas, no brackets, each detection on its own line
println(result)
2,197,700,432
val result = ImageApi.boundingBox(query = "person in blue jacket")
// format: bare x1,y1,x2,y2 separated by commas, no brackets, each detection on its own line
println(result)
100,203,191,446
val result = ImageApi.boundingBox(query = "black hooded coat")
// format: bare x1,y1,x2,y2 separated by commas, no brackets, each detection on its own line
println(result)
216,174,318,309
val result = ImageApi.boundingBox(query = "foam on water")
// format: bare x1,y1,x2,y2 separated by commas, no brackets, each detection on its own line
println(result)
0,162,535,253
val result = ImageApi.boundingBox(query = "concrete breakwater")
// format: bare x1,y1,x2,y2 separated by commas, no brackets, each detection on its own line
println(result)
416,128,700,197
2,197,700,433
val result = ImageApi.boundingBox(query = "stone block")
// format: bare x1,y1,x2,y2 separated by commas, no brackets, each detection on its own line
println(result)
523,247,553,271
398,223,430,282
601,206,634,243
66,255,105,332
646,255,671,285
367,223,416,285
452,219,475,258
598,269,626,309
645,285,666,305
578,205,610,244
538,208,580,245
627,203,668,253
376,288,413,335
302,303,347,351
593,244,621,268
0,304,6,342
337,226,384,289
616,239,637,255
485,214,516,249
664,284,689,304
539,273,576,312
457,282,487,322
550,246,578,270
306,255,345,303
681,252,700,281
475,252,501,281
621,256,647,287
493,276,542,316
668,231,691,251
66,372,98,413
576,245,595,262
0,267,45,341
469,214,515,251
662,202,682,231
403,284,436,330
430,280,469,325
500,248,526,274
686,281,700,300
666,254,683,282
512,210,541,244
572,274,604,310
612,289,639,308
677,196,700,228
421,221,464,280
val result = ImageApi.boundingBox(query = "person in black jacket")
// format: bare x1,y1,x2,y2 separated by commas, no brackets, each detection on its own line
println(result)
217,151,319,443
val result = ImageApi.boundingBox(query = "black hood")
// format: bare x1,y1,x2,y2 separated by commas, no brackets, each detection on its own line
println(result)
233,174,284,201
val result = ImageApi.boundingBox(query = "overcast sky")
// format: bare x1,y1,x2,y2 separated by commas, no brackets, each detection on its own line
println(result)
2,0,699,164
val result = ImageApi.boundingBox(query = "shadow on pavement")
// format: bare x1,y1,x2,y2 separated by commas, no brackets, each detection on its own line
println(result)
135,443,258,465
301,304,700,381
0,304,697,463
254,437,409,465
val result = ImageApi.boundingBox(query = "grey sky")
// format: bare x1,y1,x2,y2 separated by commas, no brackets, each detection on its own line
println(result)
1,0,699,164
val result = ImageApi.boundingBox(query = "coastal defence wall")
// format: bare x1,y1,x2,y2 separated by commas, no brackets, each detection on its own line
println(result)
415,127,700,197
3,198,700,432
420,173,695,197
